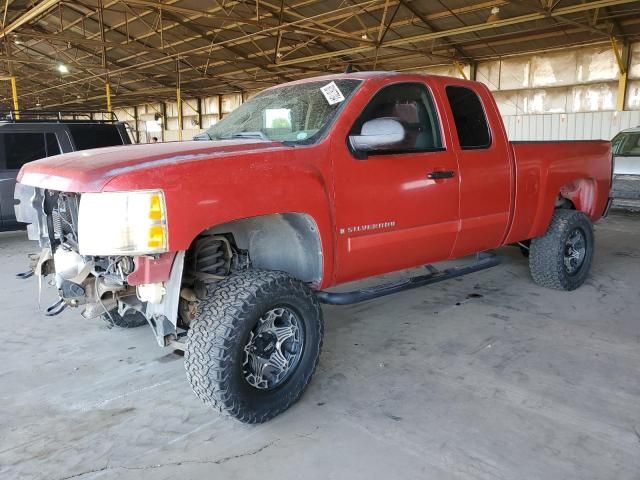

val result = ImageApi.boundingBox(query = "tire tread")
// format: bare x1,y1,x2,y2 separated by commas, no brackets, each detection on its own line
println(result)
184,270,323,423
529,209,594,291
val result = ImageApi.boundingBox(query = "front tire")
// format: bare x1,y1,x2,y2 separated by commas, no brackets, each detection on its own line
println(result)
529,209,595,290
185,270,323,423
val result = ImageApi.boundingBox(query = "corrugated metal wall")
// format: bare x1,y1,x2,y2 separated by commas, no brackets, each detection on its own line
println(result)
503,110,640,141
122,41,639,144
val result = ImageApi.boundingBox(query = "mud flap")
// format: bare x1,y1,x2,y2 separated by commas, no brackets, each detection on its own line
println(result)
145,251,185,347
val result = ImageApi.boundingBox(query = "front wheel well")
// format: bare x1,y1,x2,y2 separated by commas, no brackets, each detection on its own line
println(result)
190,213,323,287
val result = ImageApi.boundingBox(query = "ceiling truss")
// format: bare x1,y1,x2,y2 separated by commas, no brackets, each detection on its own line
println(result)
0,0,638,109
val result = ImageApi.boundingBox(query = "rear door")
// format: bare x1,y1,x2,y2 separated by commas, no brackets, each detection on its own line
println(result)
0,130,62,228
441,83,513,257
332,81,461,283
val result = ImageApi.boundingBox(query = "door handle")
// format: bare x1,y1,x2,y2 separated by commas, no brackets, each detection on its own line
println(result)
427,170,455,180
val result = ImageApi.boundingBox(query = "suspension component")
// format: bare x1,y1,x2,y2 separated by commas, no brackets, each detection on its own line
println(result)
186,235,232,281
179,235,234,327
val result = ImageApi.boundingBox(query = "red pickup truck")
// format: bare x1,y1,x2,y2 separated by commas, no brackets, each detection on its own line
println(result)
14,72,611,423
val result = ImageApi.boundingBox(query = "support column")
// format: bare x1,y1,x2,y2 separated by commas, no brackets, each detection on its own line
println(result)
105,80,112,116
133,105,140,143
612,38,630,112
197,97,203,129
10,76,19,119
161,102,167,142
176,85,183,141
469,61,478,81
6,41,20,119
176,58,182,141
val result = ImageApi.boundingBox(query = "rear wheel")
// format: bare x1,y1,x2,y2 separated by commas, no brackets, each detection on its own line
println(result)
529,209,595,290
185,270,323,423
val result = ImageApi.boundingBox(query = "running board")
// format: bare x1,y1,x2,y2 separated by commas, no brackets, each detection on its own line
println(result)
316,252,500,306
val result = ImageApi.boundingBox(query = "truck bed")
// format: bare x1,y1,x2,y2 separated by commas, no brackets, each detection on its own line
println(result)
505,140,612,244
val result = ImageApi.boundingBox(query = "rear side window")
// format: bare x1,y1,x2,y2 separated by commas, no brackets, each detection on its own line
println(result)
68,124,124,150
1,132,60,169
445,86,491,149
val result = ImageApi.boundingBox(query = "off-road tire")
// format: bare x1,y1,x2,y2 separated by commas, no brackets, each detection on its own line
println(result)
102,310,148,328
529,209,595,290
184,270,323,423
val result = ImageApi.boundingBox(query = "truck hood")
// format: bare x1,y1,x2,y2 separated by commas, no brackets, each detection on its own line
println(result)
17,139,287,192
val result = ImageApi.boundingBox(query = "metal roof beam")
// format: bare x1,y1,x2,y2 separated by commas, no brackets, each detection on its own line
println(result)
274,0,639,67
0,0,59,39
511,0,610,38
398,0,473,61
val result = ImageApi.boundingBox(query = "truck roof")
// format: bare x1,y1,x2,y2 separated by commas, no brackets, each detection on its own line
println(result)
261,70,464,91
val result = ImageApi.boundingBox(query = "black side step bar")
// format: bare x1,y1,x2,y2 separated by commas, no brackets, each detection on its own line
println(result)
316,252,500,306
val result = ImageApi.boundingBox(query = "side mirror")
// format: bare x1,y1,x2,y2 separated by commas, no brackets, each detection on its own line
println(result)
349,117,405,152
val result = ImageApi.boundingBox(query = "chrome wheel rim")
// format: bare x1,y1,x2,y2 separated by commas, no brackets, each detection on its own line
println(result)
564,228,587,275
242,306,304,390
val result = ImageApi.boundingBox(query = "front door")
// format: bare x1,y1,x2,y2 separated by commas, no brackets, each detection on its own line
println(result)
332,81,460,284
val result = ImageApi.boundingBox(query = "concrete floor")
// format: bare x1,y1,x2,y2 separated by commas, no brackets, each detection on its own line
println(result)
1,210,639,480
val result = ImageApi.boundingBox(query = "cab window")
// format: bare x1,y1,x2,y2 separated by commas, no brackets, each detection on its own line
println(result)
445,86,491,149
349,82,443,155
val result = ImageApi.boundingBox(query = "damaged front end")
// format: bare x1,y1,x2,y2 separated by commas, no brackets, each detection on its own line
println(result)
14,183,185,347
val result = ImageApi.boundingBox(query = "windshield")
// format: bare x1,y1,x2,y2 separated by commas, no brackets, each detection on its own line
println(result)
612,131,640,156
204,79,362,144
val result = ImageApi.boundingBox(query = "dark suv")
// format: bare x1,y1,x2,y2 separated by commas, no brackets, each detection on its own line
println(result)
0,111,131,230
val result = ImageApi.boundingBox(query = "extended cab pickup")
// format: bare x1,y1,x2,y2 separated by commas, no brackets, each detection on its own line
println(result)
14,72,612,423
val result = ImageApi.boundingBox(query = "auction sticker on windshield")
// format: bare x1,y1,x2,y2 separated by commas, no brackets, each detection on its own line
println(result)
320,81,345,105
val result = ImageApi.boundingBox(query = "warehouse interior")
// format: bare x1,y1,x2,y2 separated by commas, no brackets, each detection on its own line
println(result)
2,1,640,140
1,1,640,479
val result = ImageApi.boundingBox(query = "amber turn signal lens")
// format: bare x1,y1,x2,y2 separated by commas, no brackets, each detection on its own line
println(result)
148,225,166,249
149,193,164,220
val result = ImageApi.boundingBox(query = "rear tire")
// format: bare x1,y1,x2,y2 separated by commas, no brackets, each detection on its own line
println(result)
529,209,594,290
185,270,323,423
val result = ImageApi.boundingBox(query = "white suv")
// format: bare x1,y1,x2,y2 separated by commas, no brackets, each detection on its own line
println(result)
611,127,640,210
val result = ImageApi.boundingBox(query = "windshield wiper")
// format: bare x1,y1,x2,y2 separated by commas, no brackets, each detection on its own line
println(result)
227,131,269,140
193,131,212,140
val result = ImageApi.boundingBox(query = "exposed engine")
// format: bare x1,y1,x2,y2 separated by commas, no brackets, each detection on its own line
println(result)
15,184,249,345
26,191,140,318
